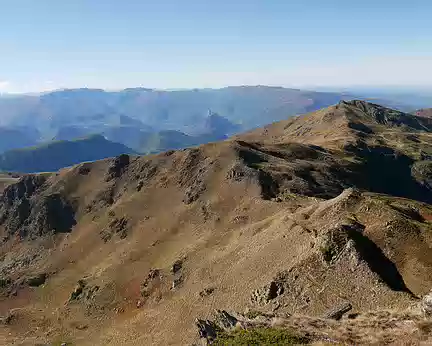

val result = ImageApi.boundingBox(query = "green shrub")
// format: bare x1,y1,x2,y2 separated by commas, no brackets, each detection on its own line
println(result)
213,327,309,345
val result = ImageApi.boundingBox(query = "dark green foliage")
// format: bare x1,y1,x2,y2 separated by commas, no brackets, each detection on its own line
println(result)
213,327,309,346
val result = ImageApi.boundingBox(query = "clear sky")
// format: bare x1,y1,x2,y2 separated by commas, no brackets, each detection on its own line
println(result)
1,0,432,93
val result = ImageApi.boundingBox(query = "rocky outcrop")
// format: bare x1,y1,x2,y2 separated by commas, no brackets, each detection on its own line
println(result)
106,154,130,181
1,175,47,205
99,216,129,242
26,194,76,236
322,302,352,320
421,290,432,317
195,310,240,344
250,275,285,306
411,160,432,190
69,279,99,304
340,100,431,131
140,269,162,298
26,273,47,287
0,176,76,239
196,308,432,345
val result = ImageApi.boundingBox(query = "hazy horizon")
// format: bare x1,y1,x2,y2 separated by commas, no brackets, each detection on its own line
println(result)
2,85,432,97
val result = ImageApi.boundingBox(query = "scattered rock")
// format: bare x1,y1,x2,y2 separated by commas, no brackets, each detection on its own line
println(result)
171,259,183,274
100,217,129,242
421,290,432,317
199,287,215,298
195,318,218,342
183,182,206,204
69,280,86,301
140,269,161,298
215,309,238,329
323,302,353,320
68,279,100,305
251,276,285,306
75,324,88,330
232,215,249,224
136,180,144,191
195,310,243,343
26,273,47,287
172,275,183,290
226,163,255,182
0,312,14,325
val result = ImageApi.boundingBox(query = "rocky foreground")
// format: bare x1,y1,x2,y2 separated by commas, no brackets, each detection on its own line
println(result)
195,290,432,345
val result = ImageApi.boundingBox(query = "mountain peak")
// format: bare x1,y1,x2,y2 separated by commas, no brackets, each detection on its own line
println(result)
203,110,240,136
339,99,431,130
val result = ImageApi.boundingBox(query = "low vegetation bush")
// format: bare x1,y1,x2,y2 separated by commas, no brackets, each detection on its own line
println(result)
213,327,309,345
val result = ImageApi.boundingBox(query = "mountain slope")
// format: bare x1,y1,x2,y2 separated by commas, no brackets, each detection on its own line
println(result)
0,135,136,173
0,101,430,345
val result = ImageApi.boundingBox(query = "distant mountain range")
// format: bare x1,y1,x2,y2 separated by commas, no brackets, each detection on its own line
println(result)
0,135,136,173
0,86,429,172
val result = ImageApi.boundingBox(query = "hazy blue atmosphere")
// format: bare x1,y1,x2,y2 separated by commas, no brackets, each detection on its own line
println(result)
1,0,432,92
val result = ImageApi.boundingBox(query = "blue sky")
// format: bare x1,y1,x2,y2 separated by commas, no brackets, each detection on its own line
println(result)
0,0,431,92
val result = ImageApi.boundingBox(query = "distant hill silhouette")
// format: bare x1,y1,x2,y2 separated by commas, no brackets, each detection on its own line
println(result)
0,134,136,172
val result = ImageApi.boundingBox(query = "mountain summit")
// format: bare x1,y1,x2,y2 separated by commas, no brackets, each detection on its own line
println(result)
0,101,431,345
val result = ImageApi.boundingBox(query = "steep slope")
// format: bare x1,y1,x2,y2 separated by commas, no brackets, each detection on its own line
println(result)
0,101,430,345
0,135,136,173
